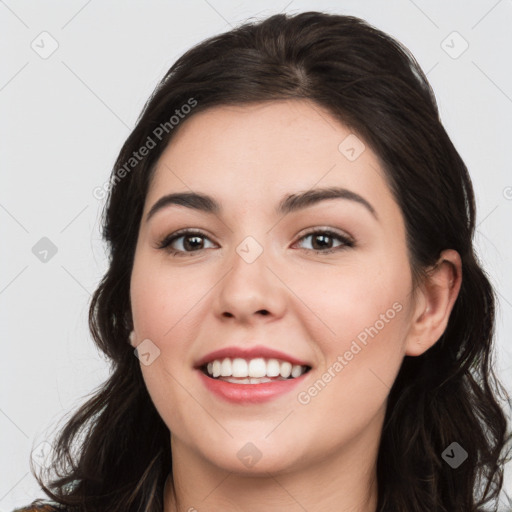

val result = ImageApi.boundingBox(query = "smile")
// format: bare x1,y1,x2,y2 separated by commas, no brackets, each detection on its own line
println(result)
202,357,311,384
194,345,313,403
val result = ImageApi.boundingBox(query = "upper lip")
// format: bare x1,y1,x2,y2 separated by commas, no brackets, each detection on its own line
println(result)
195,345,312,368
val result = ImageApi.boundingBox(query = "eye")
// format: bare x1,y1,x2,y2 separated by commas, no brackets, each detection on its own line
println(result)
293,228,354,254
156,227,354,257
156,229,216,257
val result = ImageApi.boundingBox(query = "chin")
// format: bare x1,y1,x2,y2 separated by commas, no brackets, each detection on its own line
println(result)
186,430,307,475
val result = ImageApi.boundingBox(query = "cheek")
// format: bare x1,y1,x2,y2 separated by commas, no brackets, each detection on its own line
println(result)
130,253,205,339
293,275,409,444
292,255,410,346
130,256,200,431
295,253,411,410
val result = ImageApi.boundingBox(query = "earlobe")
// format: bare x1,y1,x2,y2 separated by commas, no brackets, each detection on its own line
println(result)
405,249,462,357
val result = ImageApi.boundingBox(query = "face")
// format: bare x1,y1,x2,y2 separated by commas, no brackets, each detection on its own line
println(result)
130,99,417,475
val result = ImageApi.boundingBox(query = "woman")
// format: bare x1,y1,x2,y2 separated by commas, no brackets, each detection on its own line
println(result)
16,11,511,512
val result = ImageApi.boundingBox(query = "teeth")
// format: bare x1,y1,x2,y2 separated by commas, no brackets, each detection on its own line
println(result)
212,360,221,378
267,359,281,377
203,357,309,380
223,377,273,384
220,358,231,377
248,358,266,378
291,364,303,378
232,358,248,377
280,361,292,378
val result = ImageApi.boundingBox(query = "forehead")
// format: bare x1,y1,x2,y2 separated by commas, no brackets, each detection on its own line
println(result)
145,99,396,218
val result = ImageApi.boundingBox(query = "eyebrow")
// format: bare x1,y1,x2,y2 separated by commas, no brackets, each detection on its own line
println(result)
145,186,378,222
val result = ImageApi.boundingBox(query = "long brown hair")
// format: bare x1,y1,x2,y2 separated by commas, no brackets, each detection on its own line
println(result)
28,11,511,512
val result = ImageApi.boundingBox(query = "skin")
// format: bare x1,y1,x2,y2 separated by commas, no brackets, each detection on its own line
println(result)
129,99,462,512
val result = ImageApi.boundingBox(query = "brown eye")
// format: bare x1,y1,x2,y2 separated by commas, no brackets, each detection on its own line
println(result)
157,227,354,257
295,229,354,254
157,229,215,256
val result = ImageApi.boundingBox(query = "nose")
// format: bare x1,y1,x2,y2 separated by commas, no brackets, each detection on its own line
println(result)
213,243,287,326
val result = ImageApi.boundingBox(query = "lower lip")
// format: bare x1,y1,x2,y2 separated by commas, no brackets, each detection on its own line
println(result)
197,370,308,403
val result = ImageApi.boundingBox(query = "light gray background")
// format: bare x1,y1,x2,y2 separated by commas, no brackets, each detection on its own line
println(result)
1,1,511,510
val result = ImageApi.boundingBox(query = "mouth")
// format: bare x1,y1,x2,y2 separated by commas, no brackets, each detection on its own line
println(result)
194,345,313,402
199,357,312,384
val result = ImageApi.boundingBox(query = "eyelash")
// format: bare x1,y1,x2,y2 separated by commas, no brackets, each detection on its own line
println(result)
156,228,355,257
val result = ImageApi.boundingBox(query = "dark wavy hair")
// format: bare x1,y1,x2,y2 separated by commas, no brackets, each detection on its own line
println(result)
27,11,511,512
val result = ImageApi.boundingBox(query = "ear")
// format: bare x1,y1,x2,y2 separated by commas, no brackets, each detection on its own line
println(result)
405,249,462,357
